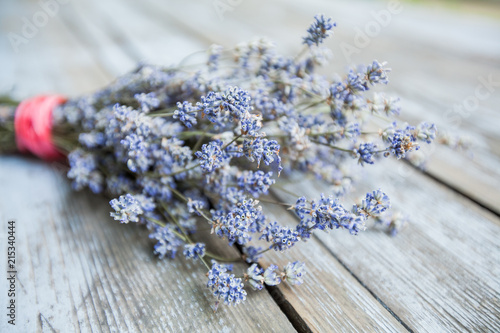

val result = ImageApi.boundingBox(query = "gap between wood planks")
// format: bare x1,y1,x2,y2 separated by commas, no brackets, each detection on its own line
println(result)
260,191,416,333
52,4,308,332
270,161,500,331
404,160,500,220
120,0,500,217
2,4,298,332
52,2,411,331
52,0,499,331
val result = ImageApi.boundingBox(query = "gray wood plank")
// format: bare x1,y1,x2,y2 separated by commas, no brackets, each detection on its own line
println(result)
0,157,296,333
74,0,205,67
257,202,408,332
61,0,500,331
1,4,498,327
0,2,296,332
72,0,421,331
272,160,500,332
271,0,500,213
142,0,500,214
0,1,110,98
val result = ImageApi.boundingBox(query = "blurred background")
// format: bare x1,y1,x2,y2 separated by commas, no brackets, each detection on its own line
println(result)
1,0,499,91
1,0,499,209
1,1,500,331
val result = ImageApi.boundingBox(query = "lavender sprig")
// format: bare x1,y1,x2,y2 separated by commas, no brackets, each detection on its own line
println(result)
0,14,442,310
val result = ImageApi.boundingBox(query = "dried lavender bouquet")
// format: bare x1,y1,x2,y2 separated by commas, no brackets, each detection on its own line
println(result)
0,16,438,309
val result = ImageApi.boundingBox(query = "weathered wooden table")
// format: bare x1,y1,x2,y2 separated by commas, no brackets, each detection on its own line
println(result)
1,0,499,332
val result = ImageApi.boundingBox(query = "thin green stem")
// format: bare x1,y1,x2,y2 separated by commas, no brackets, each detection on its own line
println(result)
149,107,199,118
257,197,292,207
294,45,309,62
146,216,166,229
198,255,211,270
272,184,300,199
222,134,243,150
162,202,193,242
302,105,330,116
149,212,190,242
310,139,355,153
370,111,393,123
175,131,217,140
0,96,20,106
255,247,272,257
162,202,239,267
177,49,207,67
167,185,188,202
193,125,214,152
374,149,389,154
161,202,214,270
268,129,343,140
308,130,343,137
167,185,213,224
298,98,327,113
306,223,319,232
167,163,200,177
205,251,241,262
52,136,77,153
273,79,322,98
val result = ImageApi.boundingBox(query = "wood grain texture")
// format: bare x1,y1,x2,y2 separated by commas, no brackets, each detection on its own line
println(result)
1,0,500,331
272,159,500,332
0,1,112,97
0,2,296,332
143,0,500,214
52,1,412,331
265,0,500,215
257,203,408,332
0,157,296,333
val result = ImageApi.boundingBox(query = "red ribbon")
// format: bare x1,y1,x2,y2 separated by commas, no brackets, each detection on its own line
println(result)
14,95,66,161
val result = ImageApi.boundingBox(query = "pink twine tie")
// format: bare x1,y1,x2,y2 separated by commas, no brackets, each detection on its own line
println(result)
14,95,66,161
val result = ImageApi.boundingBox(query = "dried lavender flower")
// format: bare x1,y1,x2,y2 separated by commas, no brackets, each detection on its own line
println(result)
284,261,306,285
303,15,336,46
0,14,442,310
